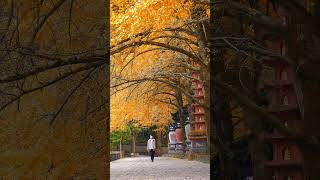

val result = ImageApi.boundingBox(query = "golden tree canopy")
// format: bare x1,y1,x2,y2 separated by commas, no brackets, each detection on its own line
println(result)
110,0,203,132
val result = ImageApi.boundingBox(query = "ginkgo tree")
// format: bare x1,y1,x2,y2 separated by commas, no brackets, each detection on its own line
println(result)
111,0,320,179
0,0,108,179
110,0,211,139
110,87,173,131
110,0,320,179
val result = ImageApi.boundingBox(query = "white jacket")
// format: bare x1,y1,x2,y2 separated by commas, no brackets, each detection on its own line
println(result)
147,138,156,151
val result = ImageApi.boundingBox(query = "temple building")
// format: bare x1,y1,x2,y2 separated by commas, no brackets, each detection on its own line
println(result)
259,7,304,180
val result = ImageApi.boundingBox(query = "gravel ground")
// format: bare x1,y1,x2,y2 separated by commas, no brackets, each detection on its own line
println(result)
110,156,210,180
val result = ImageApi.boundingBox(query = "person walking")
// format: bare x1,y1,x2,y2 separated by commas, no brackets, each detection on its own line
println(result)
147,135,156,162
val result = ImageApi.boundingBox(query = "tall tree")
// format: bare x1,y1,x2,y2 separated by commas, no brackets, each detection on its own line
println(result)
0,0,108,178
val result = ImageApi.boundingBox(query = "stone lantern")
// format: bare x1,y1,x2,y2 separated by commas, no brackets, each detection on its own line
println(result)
168,125,176,153
175,122,184,153
185,117,191,150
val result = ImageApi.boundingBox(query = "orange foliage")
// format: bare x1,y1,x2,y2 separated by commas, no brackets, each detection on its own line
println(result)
110,0,199,132
111,83,174,132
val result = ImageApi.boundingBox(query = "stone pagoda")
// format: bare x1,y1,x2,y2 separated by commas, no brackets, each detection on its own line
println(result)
189,61,208,153
259,7,304,180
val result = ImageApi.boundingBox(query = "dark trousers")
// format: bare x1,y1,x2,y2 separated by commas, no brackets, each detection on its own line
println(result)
150,149,155,161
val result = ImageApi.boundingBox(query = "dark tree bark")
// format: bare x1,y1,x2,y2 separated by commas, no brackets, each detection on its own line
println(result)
211,47,236,179
176,89,186,151
300,83,320,180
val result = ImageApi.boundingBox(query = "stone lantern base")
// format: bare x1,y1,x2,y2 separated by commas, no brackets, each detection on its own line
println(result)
190,140,208,153
175,142,184,154
130,153,139,157
185,140,192,151
168,143,176,154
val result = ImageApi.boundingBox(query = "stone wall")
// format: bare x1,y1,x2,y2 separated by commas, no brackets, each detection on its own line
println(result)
110,151,121,161
122,145,168,156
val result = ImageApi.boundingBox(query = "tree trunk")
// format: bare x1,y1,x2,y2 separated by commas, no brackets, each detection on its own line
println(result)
211,48,235,180
244,108,272,180
301,83,320,180
159,131,162,148
176,89,186,151
204,74,211,154
131,133,136,155
120,139,122,158
156,131,162,156
239,49,272,179
212,86,234,180
286,12,320,179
